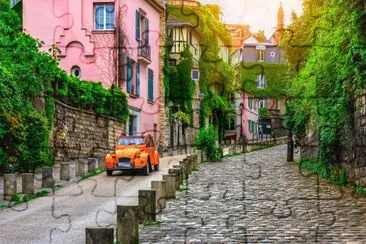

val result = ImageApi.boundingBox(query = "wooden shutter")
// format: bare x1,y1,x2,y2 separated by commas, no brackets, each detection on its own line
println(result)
126,58,132,93
148,69,153,101
136,62,140,96
145,18,149,45
136,10,140,40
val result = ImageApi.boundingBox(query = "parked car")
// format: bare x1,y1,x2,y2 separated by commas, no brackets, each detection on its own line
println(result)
104,133,160,176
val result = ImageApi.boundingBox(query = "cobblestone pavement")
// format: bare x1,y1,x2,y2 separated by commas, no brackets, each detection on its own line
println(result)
140,145,366,243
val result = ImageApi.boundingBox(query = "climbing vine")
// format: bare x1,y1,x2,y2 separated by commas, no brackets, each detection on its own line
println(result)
0,0,129,173
284,0,366,165
167,4,236,136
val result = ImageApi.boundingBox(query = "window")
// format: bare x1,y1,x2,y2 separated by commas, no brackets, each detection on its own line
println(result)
191,70,200,80
127,109,140,136
95,4,115,30
71,66,81,78
136,9,149,46
148,69,154,102
126,57,140,96
225,117,236,130
259,99,268,108
256,49,264,62
256,74,266,88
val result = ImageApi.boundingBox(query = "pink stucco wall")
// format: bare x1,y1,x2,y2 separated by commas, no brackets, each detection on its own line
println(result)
241,92,259,139
23,0,163,142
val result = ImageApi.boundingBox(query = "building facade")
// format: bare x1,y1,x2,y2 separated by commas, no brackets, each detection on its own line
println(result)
22,0,165,145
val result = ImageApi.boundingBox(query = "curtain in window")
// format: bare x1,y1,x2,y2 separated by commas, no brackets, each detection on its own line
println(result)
95,5,105,30
105,5,115,29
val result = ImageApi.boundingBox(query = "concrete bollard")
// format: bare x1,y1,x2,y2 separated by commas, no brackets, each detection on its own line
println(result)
138,190,156,224
192,153,198,170
97,156,105,169
151,180,166,210
4,174,17,201
22,173,34,195
171,166,183,186
179,160,188,179
88,158,97,172
117,205,139,244
77,160,86,177
202,150,207,162
85,227,114,244
169,168,181,189
196,150,202,165
60,163,70,181
42,167,54,188
163,175,176,199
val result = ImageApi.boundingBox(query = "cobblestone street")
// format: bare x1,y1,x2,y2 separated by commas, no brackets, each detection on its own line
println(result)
140,145,366,243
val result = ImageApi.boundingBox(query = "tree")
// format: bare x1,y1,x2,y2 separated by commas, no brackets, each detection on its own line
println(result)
253,30,267,42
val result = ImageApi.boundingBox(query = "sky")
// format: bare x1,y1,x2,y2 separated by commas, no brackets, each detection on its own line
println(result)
200,0,304,37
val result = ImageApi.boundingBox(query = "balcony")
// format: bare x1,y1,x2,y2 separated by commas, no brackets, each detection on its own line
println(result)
138,41,151,64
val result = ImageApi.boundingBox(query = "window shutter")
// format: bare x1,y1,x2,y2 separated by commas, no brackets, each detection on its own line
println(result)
136,10,140,40
136,62,140,96
126,58,132,93
148,69,153,101
145,18,149,45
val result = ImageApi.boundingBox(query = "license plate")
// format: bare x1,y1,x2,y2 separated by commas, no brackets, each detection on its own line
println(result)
118,162,130,168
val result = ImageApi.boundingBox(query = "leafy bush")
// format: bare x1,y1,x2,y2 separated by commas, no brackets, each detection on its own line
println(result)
194,126,222,161
259,107,270,119
0,0,129,173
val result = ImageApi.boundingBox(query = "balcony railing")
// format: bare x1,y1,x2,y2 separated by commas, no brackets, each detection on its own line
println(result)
138,41,151,62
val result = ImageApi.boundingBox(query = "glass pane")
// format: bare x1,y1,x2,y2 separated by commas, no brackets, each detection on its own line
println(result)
95,6,105,29
106,5,115,29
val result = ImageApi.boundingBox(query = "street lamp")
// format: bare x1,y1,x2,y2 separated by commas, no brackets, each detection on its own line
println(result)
239,102,244,140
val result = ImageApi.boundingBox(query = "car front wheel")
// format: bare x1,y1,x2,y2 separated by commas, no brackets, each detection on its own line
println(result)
154,163,159,171
106,170,113,176
143,160,150,176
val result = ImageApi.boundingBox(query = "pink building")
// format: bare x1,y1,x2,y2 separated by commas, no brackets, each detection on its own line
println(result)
23,0,165,141
241,92,259,140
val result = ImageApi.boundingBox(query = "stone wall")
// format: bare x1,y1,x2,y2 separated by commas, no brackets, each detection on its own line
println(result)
50,100,125,163
340,93,366,186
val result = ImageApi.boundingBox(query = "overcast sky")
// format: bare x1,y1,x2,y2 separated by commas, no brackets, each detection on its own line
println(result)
200,0,304,37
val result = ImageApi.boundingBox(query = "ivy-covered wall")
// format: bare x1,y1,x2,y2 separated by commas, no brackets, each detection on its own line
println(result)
0,1,129,173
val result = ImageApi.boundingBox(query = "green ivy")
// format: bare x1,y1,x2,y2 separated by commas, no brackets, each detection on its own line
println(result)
240,62,289,98
0,0,129,173
168,4,235,132
284,0,365,165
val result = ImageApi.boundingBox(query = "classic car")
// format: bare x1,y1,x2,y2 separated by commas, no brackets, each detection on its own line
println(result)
104,133,160,176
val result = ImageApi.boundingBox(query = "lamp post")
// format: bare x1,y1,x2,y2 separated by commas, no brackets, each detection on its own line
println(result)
239,102,244,142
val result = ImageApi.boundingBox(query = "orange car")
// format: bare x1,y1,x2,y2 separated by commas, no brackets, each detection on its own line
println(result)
104,133,160,176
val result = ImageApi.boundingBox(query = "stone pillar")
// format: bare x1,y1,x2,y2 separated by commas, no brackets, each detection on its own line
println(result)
22,173,34,195
186,157,193,174
138,190,156,224
98,156,105,169
163,174,176,199
117,205,139,244
42,167,55,188
171,166,182,187
196,150,202,165
85,227,114,244
4,174,17,201
179,160,188,180
151,180,166,210
202,150,207,162
77,160,86,177
60,163,70,181
88,158,97,172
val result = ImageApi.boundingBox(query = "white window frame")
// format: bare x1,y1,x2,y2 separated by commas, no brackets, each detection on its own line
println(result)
256,74,266,88
94,3,115,31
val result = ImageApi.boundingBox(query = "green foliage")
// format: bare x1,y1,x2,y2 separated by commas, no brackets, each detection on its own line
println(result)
0,0,128,173
259,107,270,119
168,46,195,115
299,159,348,186
194,126,222,161
284,0,366,165
168,4,235,130
353,185,366,197
240,62,289,98
81,168,105,180
252,30,267,43
173,111,191,125
11,189,50,205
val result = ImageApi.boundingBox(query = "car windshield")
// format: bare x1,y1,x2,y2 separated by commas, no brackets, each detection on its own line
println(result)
117,138,145,145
